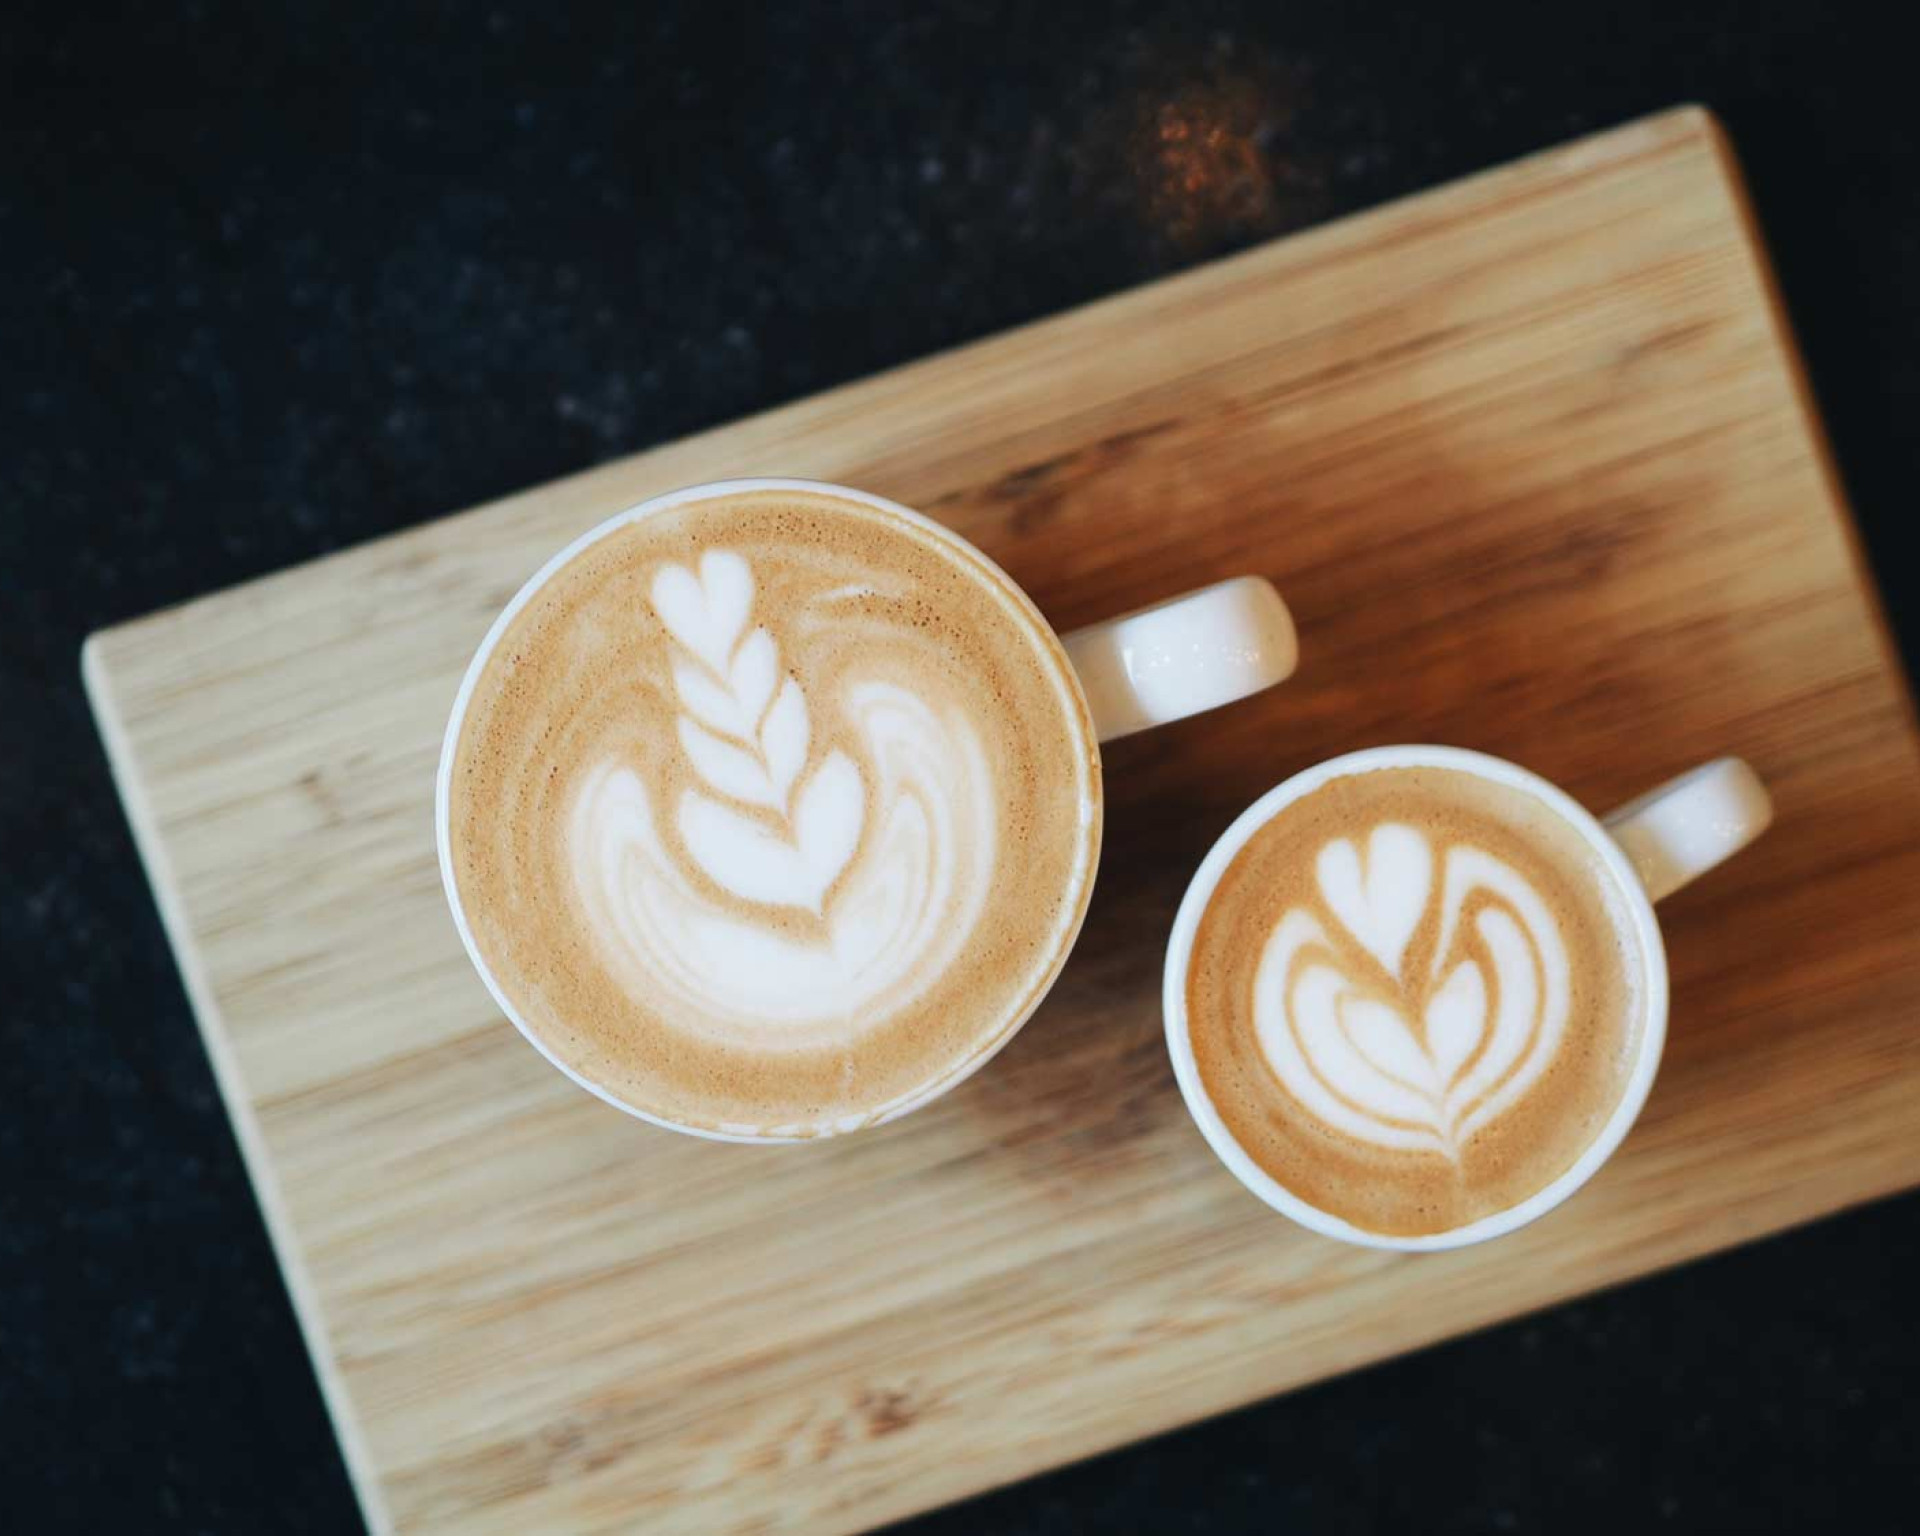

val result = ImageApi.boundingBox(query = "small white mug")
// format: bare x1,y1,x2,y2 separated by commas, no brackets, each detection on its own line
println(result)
1163,745,1773,1250
440,479,1299,1138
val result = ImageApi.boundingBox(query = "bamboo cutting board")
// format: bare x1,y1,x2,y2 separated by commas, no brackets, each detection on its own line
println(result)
84,108,1920,1535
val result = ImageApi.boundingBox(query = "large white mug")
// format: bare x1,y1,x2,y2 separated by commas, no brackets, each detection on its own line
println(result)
440,479,1298,1139
1163,745,1773,1249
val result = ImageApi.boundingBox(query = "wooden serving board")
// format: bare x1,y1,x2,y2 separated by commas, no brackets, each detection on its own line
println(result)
84,108,1920,1535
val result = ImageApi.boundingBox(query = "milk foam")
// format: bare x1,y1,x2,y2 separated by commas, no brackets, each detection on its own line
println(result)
569,550,1002,1047
1253,823,1570,1158
443,485,1100,1135
1183,765,1642,1237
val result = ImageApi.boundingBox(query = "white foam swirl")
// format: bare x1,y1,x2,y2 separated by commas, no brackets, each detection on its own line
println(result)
1252,823,1570,1158
568,551,997,1051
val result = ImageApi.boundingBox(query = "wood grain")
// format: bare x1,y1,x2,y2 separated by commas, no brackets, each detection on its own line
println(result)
84,108,1920,1535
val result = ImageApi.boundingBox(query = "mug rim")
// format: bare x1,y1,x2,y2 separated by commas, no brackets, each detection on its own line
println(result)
1162,744,1671,1251
436,477,1104,1142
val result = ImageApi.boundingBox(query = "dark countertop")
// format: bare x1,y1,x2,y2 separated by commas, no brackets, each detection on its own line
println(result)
4,2,1916,1530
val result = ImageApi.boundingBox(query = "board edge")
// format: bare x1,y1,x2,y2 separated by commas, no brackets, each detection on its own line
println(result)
80,108,1724,663
1693,110,1920,742
80,632,395,1536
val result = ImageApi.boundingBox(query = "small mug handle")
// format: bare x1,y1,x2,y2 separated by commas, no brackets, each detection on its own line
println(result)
1061,577,1298,742
1602,757,1773,902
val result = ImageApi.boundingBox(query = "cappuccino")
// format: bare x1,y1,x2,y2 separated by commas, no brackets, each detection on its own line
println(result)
444,485,1101,1136
1183,764,1645,1238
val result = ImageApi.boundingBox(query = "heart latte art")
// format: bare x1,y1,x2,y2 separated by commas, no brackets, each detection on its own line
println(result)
1187,767,1643,1237
1258,824,1572,1160
445,486,1099,1136
572,549,997,1045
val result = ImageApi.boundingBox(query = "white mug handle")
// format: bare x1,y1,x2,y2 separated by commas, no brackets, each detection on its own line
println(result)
1061,577,1297,742
1602,757,1773,902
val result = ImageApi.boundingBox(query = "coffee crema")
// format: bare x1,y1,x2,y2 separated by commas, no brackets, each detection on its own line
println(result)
444,485,1100,1136
1184,766,1643,1237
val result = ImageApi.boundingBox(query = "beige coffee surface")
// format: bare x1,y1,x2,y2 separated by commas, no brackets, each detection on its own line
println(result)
81,112,1920,1535
1188,767,1644,1236
447,486,1100,1135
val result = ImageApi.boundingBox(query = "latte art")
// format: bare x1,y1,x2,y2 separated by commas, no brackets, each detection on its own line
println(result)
1186,766,1643,1237
443,485,1100,1136
1255,825,1569,1159
571,549,998,1049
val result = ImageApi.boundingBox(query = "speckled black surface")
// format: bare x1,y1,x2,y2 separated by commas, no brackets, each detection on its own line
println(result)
4,2,1918,1530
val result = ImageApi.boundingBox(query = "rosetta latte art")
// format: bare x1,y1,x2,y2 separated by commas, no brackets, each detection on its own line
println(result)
570,550,996,1049
1254,823,1571,1159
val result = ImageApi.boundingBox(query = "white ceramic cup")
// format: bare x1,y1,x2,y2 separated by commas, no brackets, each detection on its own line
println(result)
1163,745,1773,1249
440,478,1298,1138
